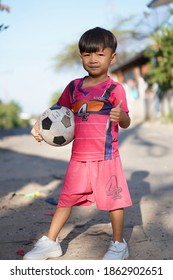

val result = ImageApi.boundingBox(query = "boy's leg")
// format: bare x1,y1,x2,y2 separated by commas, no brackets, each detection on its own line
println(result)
109,208,124,242
103,208,129,260
48,206,72,240
23,206,72,260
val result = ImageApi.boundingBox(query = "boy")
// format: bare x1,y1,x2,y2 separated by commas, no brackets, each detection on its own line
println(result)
24,27,132,260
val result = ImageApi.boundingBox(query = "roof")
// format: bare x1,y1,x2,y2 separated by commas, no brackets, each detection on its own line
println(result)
147,0,173,7
110,51,149,73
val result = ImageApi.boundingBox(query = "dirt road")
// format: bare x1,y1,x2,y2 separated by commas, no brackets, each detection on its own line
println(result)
0,121,173,260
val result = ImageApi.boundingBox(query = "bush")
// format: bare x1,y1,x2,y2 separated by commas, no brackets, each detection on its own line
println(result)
0,101,22,129
145,25,173,93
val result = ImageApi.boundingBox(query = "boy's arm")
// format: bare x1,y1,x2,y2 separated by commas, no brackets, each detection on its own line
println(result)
110,100,131,129
31,119,43,142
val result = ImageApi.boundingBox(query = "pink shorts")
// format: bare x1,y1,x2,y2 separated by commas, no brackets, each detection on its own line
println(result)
57,157,132,210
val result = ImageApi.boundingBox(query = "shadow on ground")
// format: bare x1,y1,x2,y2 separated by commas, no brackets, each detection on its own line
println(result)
0,122,173,259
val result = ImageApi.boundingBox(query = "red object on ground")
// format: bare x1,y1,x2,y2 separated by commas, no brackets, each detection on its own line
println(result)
44,212,55,216
16,249,24,256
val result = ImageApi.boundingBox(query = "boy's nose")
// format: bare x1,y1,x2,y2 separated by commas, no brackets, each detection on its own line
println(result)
89,53,97,62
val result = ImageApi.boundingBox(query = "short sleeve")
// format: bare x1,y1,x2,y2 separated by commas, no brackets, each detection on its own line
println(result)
110,83,129,113
56,82,73,109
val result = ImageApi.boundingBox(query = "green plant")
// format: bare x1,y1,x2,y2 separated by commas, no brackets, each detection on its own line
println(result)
0,101,22,129
145,25,173,93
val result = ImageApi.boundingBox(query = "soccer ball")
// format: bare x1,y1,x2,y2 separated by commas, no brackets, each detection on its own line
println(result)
39,105,74,146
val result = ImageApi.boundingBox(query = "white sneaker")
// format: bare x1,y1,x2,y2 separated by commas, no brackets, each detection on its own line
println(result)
103,239,129,260
23,236,62,260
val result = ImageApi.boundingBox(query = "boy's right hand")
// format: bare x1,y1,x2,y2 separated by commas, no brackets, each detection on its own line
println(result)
31,120,43,143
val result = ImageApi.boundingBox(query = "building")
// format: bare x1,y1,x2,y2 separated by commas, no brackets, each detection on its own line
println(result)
109,0,173,121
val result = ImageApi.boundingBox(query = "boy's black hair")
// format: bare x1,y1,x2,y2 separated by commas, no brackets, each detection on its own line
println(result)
78,27,117,54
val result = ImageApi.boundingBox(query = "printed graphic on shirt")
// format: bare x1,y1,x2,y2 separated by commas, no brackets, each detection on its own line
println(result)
72,100,113,120
105,175,122,199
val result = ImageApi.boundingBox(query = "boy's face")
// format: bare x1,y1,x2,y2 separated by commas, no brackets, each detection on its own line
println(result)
80,48,116,77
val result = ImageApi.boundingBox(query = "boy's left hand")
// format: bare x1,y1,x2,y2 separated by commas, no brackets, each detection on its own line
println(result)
110,100,123,122
31,120,43,143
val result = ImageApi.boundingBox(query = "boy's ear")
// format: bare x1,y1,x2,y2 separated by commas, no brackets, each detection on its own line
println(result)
111,52,116,64
79,53,82,61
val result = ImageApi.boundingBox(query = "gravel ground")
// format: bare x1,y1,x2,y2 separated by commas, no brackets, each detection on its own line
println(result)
0,120,173,260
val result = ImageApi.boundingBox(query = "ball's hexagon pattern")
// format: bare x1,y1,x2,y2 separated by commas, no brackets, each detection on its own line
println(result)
53,136,66,145
42,117,52,130
61,115,71,128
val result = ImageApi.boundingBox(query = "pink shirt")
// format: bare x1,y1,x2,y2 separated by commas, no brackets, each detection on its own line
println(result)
57,77,129,161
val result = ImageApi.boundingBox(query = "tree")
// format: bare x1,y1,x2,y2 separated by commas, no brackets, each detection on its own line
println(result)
0,1,10,32
0,101,22,129
54,16,137,71
53,9,172,72
144,24,173,92
0,2,10,12
49,90,62,106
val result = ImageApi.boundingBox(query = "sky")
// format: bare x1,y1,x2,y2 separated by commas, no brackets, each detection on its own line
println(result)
0,0,154,115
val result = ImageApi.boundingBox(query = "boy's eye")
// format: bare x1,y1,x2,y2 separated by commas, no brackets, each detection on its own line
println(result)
82,52,104,58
